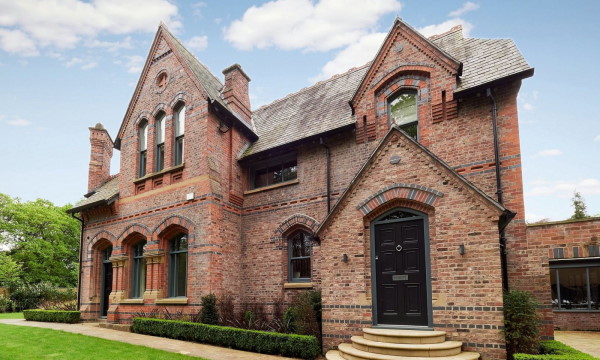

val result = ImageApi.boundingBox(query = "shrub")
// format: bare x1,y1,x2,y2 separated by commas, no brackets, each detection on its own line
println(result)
503,290,541,357
0,294,13,313
9,282,76,311
200,293,219,325
132,307,200,323
23,309,80,323
289,290,321,342
132,318,320,359
513,340,596,360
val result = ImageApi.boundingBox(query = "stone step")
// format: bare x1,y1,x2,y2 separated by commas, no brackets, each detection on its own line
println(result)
336,344,480,360
351,336,462,357
363,328,447,344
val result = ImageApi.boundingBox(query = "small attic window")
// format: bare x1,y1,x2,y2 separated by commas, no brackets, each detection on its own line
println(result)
389,90,418,140
156,71,168,88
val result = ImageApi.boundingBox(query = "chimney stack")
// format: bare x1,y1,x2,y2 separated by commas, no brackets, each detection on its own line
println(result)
88,123,114,192
222,64,252,123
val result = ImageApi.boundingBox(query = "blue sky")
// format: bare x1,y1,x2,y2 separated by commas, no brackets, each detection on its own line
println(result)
0,0,598,221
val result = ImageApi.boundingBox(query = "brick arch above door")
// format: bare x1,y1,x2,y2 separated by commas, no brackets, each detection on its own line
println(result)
357,183,444,218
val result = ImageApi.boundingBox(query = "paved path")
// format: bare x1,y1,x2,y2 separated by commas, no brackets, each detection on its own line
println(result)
555,331,600,359
0,319,297,360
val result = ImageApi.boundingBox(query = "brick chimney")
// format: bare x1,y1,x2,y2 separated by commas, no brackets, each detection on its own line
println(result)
88,123,114,192
222,64,252,123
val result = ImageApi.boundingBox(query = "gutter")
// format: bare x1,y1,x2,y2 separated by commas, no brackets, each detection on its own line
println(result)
488,87,511,292
71,213,84,312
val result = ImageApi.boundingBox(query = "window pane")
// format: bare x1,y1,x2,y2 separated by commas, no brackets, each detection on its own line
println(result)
175,106,185,137
139,123,148,151
269,165,282,184
551,269,559,309
254,169,269,188
176,252,187,296
291,258,311,279
282,161,297,182
390,92,417,126
590,266,599,310
557,267,589,309
175,136,184,165
156,144,164,172
156,116,165,144
139,151,147,177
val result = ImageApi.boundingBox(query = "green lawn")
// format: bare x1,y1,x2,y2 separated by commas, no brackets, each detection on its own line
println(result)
0,312,23,319
0,324,206,359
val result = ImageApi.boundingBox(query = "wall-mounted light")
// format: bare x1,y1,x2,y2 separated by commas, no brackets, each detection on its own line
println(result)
342,254,349,263
458,244,465,256
218,121,230,133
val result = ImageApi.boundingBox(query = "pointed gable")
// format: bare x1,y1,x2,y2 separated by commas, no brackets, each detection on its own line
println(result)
114,23,256,149
351,18,462,107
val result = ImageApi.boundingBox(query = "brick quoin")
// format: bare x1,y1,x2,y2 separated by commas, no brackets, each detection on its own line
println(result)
67,19,585,360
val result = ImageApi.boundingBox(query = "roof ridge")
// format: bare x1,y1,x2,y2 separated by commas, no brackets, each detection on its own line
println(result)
253,62,370,112
429,24,463,41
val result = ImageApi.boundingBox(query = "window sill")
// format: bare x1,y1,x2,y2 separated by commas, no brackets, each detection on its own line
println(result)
134,163,185,184
283,282,313,289
120,298,144,304
155,297,188,305
244,179,299,195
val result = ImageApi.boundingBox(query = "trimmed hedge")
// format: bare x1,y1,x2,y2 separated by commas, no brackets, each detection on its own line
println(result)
132,318,320,359
514,340,596,360
23,310,80,324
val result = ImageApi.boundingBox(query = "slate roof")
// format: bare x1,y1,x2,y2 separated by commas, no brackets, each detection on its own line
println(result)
68,176,119,213
242,25,532,158
243,64,369,157
431,26,533,92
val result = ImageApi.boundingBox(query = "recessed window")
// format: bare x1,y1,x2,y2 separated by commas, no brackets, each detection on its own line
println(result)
156,71,168,88
389,90,418,139
130,240,146,299
155,112,166,172
551,260,599,311
288,231,312,282
251,154,297,190
174,103,185,166
138,120,148,177
168,233,188,297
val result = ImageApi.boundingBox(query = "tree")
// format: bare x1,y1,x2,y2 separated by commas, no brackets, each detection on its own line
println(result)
0,193,80,287
0,252,22,288
570,191,589,220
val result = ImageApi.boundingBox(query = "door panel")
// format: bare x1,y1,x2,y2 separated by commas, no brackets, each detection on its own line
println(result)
375,219,427,326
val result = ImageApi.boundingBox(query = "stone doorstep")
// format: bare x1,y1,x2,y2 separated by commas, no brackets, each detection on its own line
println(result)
98,322,132,332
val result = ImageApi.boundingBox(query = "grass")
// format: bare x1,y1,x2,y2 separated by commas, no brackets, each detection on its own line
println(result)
0,324,206,359
0,312,23,319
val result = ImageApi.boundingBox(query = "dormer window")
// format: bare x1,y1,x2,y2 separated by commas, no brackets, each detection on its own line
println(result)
174,103,185,166
138,120,148,177
155,112,166,172
389,90,418,139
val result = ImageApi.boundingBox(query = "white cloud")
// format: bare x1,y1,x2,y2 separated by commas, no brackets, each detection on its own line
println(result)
417,18,473,38
224,0,401,52
536,149,562,157
81,61,98,70
594,135,600,141
0,28,39,56
85,36,133,52
191,2,206,17
5,117,31,126
448,2,480,17
124,55,145,73
186,36,208,52
527,178,600,197
65,57,83,67
310,32,385,82
0,0,179,56
214,18,222,25
523,103,534,111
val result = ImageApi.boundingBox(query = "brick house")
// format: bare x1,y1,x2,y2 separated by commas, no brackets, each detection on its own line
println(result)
67,18,579,359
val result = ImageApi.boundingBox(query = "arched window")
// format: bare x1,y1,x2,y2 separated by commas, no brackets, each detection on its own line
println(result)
138,120,148,177
389,90,418,140
168,233,188,297
155,112,166,172
288,231,312,282
130,240,146,299
173,103,185,166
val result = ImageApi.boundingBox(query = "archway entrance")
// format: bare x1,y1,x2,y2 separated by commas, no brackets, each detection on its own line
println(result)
372,209,429,326
99,246,112,318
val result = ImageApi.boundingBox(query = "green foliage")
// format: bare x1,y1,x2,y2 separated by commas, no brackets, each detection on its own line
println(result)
513,340,596,360
283,307,296,333
9,282,76,311
0,253,22,288
0,294,13,313
503,290,542,357
132,318,320,359
23,309,80,323
199,293,219,325
570,191,589,220
288,290,322,342
0,193,80,287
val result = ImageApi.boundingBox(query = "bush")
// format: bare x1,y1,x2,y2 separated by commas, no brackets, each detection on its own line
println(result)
200,293,218,325
513,340,596,360
132,318,320,359
9,282,76,311
23,309,80,323
288,290,322,342
503,290,542,357
0,294,13,313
